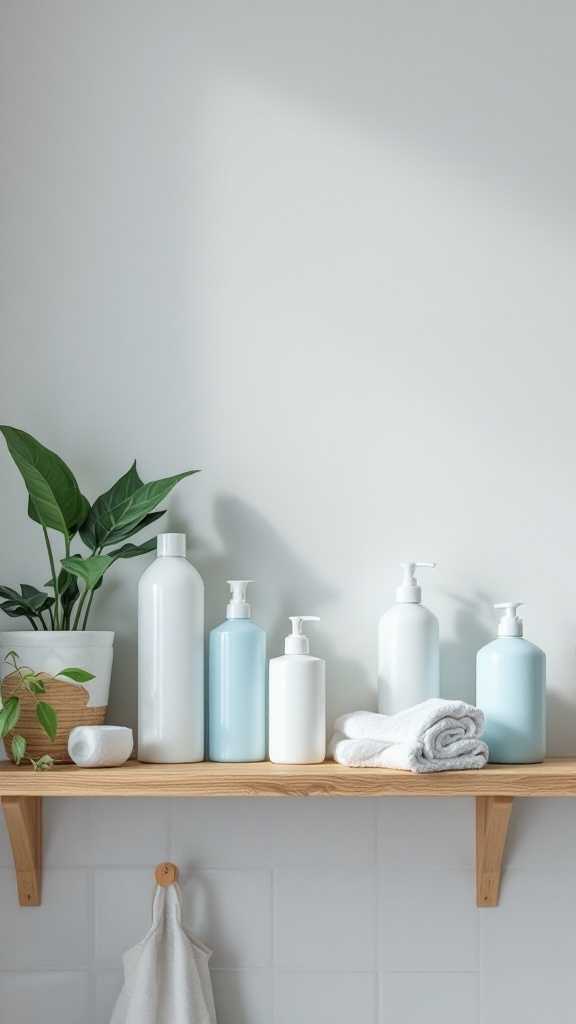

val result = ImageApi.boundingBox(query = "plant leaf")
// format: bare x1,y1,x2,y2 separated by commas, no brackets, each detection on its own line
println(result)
58,667,95,683
46,565,81,629
81,468,197,548
98,509,166,546
107,537,157,561
0,584,54,623
28,493,90,536
0,601,31,619
0,426,86,538
0,696,21,738
31,754,54,771
11,733,26,765
45,566,78,598
36,701,57,742
0,591,43,626
60,554,113,591
19,585,55,614
79,460,144,548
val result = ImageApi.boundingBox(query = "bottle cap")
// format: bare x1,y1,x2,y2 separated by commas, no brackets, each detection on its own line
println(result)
226,580,253,619
495,602,525,637
157,533,186,557
396,562,436,603
285,616,321,655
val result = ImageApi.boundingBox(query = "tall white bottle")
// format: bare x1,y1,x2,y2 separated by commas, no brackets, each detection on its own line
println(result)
378,562,439,714
138,533,204,763
269,616,325,764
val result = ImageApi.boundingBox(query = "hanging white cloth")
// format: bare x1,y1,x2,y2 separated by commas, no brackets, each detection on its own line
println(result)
110,882,216,1024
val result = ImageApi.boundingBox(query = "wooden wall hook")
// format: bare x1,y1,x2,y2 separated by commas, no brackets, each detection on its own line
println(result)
155,861,179,887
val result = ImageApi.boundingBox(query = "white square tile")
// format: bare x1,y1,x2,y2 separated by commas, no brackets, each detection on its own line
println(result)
380,972,479,1024
378,869,479,969
276,971,378,1024
211,969,273,1024
503,799,576,868
173,797,274,868
43,798,90,866
94,971,124,1024
182,870,273,969
482,869,576,970
481,972,576,1024
0,970,90,1024
89,797,171,865
274,797,377,866
93,868,152,969
275,868,377,969
0,868,90,968
378,797,475,868
0,797,89,868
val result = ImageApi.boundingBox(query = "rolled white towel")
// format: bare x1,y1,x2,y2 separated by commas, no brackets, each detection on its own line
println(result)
328,698,488,773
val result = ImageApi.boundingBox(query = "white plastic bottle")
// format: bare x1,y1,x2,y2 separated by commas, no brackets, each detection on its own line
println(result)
138,533,204,762
269,616,325,764
378,562,439,715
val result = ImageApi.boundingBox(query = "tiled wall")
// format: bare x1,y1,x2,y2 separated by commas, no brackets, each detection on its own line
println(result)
2,794,576,1024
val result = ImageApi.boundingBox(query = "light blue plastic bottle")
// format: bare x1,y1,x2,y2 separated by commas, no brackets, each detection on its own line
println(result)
476,603,546,764
208,580,266,762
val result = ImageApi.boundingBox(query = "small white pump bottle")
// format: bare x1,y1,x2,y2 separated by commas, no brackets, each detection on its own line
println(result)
138,533,204,763
269,616,325,764
378,562,440,715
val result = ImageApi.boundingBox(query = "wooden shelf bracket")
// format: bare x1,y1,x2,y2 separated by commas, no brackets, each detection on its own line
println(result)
476,795,513,907
2,760,575,908
1,795,42,907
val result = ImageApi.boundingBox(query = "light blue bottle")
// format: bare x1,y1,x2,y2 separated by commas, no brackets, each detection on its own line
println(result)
208,580,266,762
476,603,546,764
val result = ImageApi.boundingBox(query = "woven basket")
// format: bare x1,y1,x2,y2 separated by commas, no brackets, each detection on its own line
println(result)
1,672,106,764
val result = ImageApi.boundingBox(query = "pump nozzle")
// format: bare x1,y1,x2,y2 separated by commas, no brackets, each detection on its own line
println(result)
285,616,321,655
397,562,436,603
494,602,525,637
226,580,253,619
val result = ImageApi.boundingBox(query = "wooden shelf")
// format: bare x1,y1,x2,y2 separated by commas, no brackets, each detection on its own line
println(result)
2,758,575,908
1,757,575,797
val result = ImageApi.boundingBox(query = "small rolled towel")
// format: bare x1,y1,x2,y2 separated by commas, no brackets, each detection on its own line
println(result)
68,725,134,768
328,698,488,773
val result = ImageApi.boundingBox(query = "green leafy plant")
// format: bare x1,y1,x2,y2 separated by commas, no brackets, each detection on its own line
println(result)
0,427,197,630
0,650,95,768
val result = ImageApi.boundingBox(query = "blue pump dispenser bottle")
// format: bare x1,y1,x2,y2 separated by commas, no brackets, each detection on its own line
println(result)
476,603,546,764
208,580,266,762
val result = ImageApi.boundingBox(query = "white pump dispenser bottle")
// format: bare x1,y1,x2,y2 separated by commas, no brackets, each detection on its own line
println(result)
377,562,440,715
269,616,325,764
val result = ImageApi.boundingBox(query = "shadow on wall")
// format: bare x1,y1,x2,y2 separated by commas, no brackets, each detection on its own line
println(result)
547,681,576,758
196,494,373,727
439,591,494,706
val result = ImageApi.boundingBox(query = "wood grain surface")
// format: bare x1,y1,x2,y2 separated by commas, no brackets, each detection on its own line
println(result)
0,757,575,798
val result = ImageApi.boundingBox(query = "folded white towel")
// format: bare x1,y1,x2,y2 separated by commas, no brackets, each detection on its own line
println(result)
328,699,488,773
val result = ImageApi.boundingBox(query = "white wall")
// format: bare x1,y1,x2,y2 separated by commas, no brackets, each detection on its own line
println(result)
1,2,575,1022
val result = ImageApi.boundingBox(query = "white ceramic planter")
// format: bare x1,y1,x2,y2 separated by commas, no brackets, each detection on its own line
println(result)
0,631,115,763
0,631,114,707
